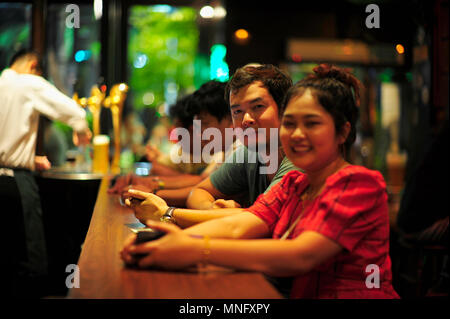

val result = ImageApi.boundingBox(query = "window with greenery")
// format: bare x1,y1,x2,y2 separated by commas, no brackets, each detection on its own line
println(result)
128,5,202,114
0,3,31,72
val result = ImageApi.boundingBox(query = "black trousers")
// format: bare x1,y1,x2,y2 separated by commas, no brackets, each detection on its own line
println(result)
0,169,48,298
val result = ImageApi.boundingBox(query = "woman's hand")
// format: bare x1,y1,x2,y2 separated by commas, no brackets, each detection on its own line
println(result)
125,189,169,223
120,220,201,270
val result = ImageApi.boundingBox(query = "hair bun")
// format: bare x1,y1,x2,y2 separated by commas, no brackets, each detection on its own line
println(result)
313,64,349,81
312,64,361,107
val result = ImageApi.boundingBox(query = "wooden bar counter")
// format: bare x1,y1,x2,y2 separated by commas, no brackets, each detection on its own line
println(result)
68,177,283,299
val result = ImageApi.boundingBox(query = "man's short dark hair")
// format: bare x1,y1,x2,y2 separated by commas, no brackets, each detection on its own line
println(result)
9,48,44,73
168,94,194,129
225,64,292,113
187,80,230,122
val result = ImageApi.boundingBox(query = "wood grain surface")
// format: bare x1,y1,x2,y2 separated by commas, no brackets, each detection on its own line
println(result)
68,178,282,299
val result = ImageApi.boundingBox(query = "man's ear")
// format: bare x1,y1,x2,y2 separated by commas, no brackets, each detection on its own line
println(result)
29,59,41,75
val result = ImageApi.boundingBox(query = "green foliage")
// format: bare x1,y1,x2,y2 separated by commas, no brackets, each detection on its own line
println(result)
194,54,210,89
128,6,199,110
0,24,30,71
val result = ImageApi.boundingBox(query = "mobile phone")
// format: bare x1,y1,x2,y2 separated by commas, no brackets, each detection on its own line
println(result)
134,228,165,244
134,162,152,176
129,228,166,261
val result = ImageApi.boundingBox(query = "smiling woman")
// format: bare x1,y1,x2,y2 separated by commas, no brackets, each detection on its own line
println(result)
280,90,350,173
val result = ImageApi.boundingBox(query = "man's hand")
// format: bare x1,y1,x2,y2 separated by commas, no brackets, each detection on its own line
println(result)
73,128,92,146
145,144,161,162
121,184,154,203
108,173,132,194
35,155,52,171
125,189,169,224
211,199,242,209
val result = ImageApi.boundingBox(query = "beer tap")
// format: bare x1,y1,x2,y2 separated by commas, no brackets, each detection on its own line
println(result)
73,85,105,137
103,83,129,174
72,86,106,170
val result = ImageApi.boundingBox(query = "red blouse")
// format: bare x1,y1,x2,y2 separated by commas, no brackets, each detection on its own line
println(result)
247,165,400,299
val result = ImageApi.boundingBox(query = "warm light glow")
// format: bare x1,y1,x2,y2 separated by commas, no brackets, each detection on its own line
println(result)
93,0,102,20
235,29,249,40
214,6,227,18
200,6,214,18
396,44,405,54
342,45,352,55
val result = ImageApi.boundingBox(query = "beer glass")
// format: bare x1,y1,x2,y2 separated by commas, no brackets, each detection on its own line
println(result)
92,135,110,174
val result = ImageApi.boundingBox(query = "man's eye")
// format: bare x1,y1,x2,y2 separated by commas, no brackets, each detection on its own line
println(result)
232,110,242,116
305,122,320,127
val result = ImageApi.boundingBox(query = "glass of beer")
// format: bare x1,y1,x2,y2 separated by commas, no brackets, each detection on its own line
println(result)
92,135,110,174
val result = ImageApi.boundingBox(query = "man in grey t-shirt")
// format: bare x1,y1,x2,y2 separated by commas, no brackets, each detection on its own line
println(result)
185,64,298,211
209,144,297,208
127,64,299,227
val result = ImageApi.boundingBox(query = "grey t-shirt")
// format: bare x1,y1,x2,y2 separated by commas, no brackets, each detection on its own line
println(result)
210,145,300,207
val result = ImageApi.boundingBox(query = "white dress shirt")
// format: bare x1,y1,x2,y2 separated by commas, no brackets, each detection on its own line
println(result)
0,69,88,170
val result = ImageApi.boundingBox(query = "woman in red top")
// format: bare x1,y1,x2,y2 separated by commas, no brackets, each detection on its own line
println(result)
121,64,399,299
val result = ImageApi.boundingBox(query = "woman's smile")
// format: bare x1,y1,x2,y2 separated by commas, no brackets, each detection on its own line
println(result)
290,144,312,154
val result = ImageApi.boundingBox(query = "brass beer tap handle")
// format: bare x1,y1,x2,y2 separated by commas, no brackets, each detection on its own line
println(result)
87,85,105,137
72,86,106,137
103,83,129,174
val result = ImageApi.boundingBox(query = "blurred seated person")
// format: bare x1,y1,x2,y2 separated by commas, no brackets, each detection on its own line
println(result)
121,111,147,160
109,81,234,201
143,94,200,176
121,65,399,299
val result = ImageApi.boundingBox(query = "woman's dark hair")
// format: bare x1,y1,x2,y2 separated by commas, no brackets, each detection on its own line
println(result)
282,64,362,157
225,64,292,111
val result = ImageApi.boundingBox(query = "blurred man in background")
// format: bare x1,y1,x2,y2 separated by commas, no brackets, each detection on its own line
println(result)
0,49,91,297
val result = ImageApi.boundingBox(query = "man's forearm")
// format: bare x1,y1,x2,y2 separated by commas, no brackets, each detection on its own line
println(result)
185,188,216,209
155,187,193,207
150,162,181,176
159,174,204,189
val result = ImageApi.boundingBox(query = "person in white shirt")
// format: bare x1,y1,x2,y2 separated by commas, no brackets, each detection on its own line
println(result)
0,49,91,298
